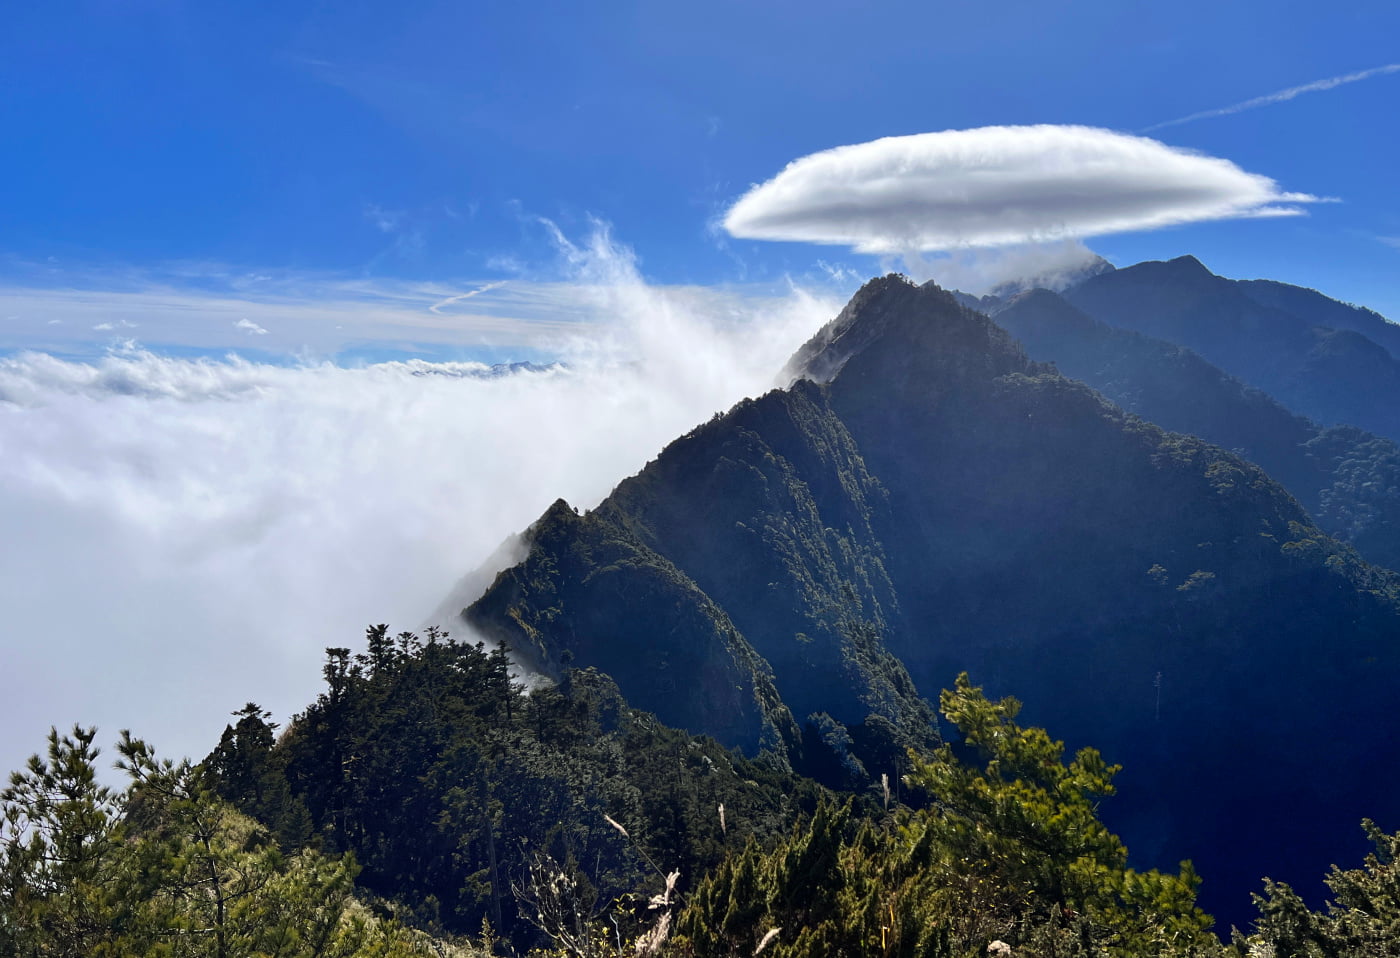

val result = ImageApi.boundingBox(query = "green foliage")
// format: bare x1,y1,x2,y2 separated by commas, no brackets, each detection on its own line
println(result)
219,626,820,948
15,669,1400,957
206,703,313,850
0,726,120,956
675,674,1220,958
463,273,1400,929
469,381,940,777
913,675,1214,955
1307,426,1400,570
997,287,1400,573
1244,820,1400,957
0,725,450,957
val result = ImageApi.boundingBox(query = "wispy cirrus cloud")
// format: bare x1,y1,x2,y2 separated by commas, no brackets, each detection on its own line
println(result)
0,270,592,359
429,281,509,315
1144,63,1400,132
0,253,833,361
724,125,1322,256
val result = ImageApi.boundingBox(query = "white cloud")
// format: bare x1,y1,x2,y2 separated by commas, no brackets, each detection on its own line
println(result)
364,203,404,234
234,318,270,335
900,240,1107,296
0,227,840,780
723,125,1322,255
1144,63,1400,132
814,260,862,285
1381,236,1400,250
429,281,508,315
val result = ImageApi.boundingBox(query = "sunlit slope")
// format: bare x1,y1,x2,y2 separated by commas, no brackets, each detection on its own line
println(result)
462,275,1400,921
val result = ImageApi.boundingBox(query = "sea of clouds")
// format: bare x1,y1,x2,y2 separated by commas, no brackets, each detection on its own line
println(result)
0,235,840,779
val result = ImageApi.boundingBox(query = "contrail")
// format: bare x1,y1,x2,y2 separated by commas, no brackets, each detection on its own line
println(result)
429,281,508,315
1143,62,1400,132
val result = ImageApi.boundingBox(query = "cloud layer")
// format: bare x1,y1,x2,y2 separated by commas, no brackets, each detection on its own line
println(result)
0,233,840,780
723,125,1321,254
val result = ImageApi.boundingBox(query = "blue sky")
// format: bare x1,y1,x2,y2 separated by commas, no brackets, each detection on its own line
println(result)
2,0,1398,361
1,0,1398,785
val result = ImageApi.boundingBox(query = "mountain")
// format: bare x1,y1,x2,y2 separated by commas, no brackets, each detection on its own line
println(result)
1060,256,1400,443
987,251,1116,298
458,275,1400,924
465,381,941,775
994,287,1400,570
1237,278,1400,360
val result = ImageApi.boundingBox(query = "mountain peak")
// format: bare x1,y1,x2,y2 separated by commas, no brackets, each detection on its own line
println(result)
783,274,920,382
1006,286,1069,308
1166,253,1211,273
1072,254,1216,294
783,274,1027,387
988,253,1116,298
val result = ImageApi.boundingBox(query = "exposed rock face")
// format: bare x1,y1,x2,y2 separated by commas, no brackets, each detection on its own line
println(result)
466,498,800,757
458,274,1400,924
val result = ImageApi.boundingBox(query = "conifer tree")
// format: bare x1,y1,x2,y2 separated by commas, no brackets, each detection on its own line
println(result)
675,674,1221,958
0,726,441,957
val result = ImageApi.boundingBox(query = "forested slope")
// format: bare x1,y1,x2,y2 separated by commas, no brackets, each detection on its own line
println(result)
1062,256,1400,442
463,276,1400,924
994,287,1400,570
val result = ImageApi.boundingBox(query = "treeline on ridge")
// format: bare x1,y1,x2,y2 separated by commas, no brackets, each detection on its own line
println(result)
206,626,824,946
7,626,1400,956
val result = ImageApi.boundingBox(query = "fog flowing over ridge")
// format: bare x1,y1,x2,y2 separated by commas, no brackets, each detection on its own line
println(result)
0,241,840,780
895,240,1110,295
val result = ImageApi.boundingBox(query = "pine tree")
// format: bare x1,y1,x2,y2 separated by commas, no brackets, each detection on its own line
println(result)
675,674,1221,958
1,726,441,957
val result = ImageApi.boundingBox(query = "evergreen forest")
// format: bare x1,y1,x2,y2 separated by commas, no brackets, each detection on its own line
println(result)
7,631,1400,956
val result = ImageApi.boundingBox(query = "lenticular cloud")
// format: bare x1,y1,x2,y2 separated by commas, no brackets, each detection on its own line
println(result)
724,125,1322,253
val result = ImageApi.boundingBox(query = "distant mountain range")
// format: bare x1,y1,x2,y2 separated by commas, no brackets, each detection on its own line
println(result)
992,285,1400,570
1064,256,1400,442
407,359,562,378
451,261,1400,926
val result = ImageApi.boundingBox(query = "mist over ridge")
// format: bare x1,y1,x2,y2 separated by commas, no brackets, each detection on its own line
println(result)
0,231,842,784
8,236,1395,788
457,265,1400,928
7,6,1400,950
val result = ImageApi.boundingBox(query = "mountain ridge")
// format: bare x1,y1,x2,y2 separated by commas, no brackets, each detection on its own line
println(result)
993,285,1400,570
1062,256,1400,442
456,270,1400,924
